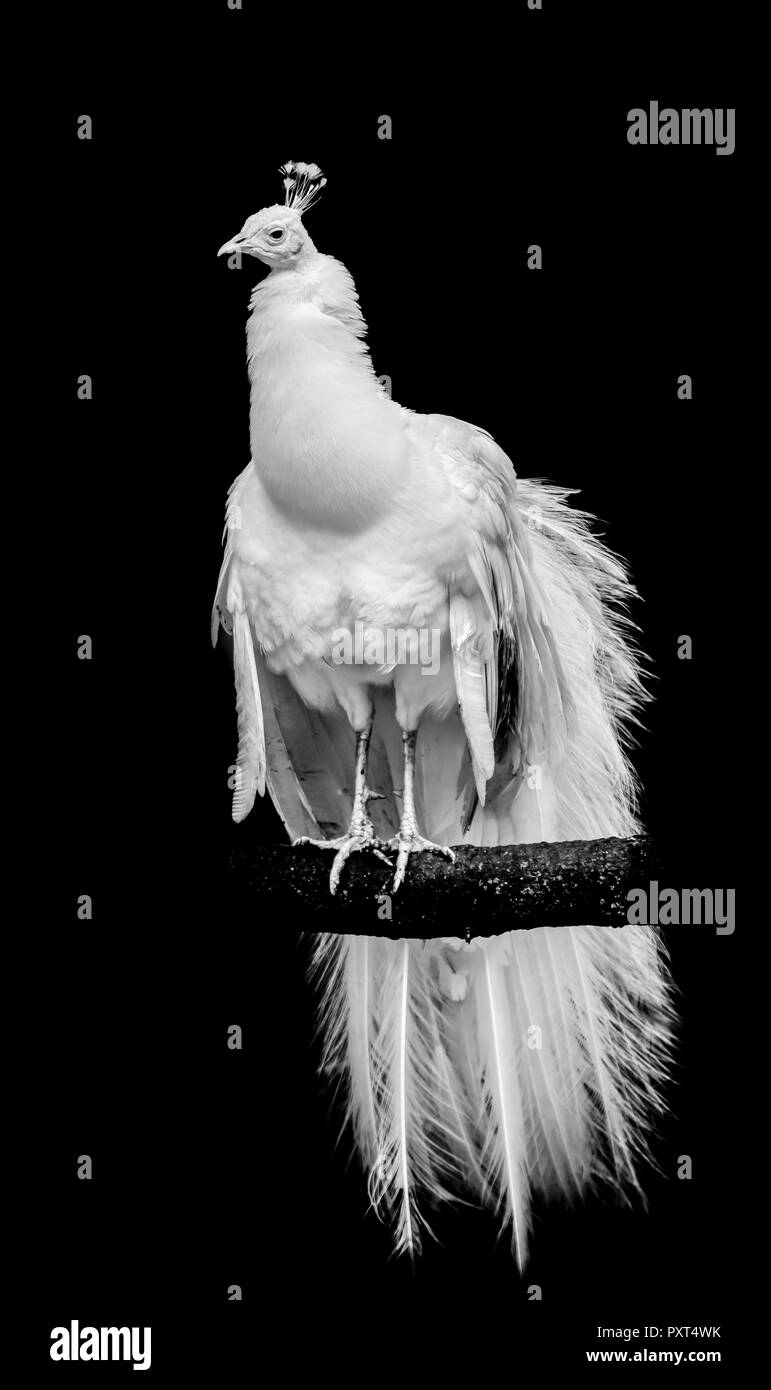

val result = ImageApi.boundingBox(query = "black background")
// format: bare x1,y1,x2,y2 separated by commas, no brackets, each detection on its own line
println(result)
34,1,743,1379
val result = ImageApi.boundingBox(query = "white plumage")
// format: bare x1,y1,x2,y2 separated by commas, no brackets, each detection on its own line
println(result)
213,163,673,1263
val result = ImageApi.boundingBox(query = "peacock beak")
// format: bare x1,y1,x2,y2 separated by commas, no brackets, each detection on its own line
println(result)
217,235,249,257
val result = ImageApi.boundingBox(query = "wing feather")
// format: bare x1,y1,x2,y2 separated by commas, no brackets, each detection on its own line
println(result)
448,592,496,804
231,608,266,820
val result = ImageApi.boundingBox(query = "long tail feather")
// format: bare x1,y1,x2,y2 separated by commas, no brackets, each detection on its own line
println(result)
368,942,440,1254
506,931,587,1198
312,933,382,1164
472,938,530,1267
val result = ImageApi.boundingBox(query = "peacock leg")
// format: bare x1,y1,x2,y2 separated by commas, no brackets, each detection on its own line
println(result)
389,729,456,892
294,719,392,894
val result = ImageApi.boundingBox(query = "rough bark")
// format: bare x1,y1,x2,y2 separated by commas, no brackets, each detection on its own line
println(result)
227,835,662,939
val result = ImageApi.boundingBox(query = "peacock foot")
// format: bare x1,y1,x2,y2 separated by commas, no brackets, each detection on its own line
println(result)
294,815,392,895
388,829,456,893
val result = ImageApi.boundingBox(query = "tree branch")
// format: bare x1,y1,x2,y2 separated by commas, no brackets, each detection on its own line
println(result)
226,835,661,939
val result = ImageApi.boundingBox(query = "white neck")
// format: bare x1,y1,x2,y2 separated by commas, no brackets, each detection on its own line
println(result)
245,254,408,530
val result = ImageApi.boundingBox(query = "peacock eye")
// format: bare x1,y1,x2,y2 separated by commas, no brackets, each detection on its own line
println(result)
268,228,284,241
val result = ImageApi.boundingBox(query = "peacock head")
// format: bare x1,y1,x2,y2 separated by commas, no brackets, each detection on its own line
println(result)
217,161,326,269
